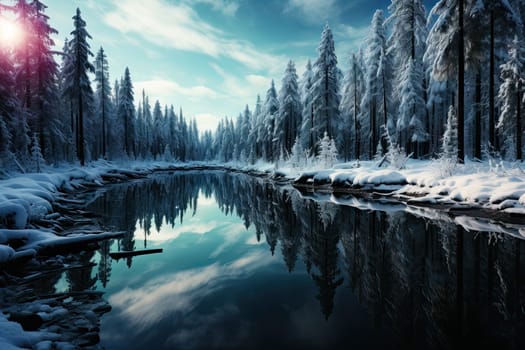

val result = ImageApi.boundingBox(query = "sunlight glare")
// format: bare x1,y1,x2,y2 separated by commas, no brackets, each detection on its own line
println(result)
0,16,24,49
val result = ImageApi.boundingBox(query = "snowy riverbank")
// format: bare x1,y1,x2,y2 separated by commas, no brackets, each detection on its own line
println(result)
289,159,525,214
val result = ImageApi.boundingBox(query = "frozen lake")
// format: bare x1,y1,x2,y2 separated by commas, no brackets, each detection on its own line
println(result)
78,171,525,349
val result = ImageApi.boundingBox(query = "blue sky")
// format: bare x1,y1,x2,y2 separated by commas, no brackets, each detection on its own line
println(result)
36,0,433,131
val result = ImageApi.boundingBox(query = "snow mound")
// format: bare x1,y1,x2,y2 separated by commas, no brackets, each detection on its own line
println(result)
353,170,407,187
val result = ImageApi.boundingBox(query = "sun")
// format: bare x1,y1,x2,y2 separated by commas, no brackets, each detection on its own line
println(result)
0,15,24,49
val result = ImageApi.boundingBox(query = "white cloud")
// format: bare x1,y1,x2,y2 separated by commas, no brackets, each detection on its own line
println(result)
246,74,272,88
194,113,222,132
183,0,240,16
134,79,219,104
104,0,281,71
336,23,369,42
284,0,338,24
210,63,274,105
333,24,369,65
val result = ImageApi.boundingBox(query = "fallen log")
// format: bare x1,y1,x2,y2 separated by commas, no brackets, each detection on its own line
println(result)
109,248,163,260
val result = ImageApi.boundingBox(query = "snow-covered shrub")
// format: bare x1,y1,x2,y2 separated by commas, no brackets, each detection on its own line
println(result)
31,133,45,173
316,132,338,169
439,106,458,177
483,144,506,174
381,126,410,170
162,144,173,161
288,137,305,169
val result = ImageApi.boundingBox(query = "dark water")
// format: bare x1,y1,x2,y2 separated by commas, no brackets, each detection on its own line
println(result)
77,171,525,350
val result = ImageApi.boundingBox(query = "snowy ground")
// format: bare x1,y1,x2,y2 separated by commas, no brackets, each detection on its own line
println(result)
283,159,525,212
1,158,525,348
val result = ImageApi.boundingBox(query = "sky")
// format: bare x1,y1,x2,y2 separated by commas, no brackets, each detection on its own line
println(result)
8,0,434,132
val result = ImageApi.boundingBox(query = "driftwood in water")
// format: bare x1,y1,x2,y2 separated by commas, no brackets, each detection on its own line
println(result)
109,248,163,260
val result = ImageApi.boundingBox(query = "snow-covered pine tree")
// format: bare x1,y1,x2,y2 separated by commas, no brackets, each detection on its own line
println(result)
0,116,15,171
426,0,487,162
387,0,428,156
288,137,304,169
399,59,428,153
497,35,525,160
0,34,20,168
152,100,163,158
262,80,279,162
383,125,410,169
300,59,315,153
482,0,523,149
240,104,251,161
361,10,389,159
162,143,172,161
329,137,338,166
317,131,337,169
117,67,135,158
311,24,340,146
167,105,179,160
31,132,45,172
30,0,60,160
248,95,262,159
14,0,34,110
442,105,458,162
340,52,365,161
61,8,95,166
94,47,112,159
276,60,301,159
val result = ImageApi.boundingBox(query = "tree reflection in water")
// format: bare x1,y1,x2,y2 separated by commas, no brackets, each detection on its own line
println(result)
87,171,525,349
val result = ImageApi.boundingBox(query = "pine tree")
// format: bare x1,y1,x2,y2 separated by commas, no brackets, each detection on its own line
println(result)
239,104,251,161
14,0,34,110
361,10,389,159
117,67,135,158
0,32,20,168
288,137,304,169
152,100,163,158
0,116,15,170
398,59,428,151
30,0,59,159
276,60,301,159
248,95,262,159
442,105,458,161
311,24,340,145
497,36,524,160
300,60,315,153
340,52,365,161
62,8,95,166
31,132,45,172
426,0,486,162
482,0,522,149
388,0,428,156
317,131,337,169
262,80,279,162
94,47,112,159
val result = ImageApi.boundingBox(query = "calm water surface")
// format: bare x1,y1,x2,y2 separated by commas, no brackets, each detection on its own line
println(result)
79,172,525,350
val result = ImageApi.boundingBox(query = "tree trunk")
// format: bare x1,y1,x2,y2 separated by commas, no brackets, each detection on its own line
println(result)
475,70,482,160
101,61,106,159
371,97,376,159
78,92,85,166
457,0,465,163
354,62,360,161
489,10,495,148
382,70,388,156
517,80,522,160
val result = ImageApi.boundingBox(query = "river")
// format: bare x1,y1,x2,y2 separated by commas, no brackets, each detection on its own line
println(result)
66,171,525,349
